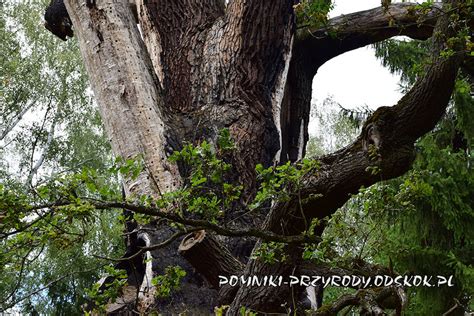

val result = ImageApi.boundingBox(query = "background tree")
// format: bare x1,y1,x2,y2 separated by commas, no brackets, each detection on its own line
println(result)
0,1,124,313
1,0,473,314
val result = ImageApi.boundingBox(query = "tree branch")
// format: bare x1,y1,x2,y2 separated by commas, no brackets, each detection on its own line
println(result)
299,2,444,68
29,199,320,245
0,97,37,141
281,3,448,165
312,286,406,316
27,110,57,185
93,228,203,263
278,0,465,231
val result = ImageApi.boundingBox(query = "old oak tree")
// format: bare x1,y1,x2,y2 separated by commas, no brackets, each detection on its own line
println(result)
39,0,472,314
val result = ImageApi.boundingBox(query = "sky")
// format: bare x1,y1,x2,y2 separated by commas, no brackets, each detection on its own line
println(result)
311,0,404,112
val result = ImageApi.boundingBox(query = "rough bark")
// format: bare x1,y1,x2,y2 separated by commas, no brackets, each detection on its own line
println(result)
66,1,294,311
138,0,295,196
64,0,186,312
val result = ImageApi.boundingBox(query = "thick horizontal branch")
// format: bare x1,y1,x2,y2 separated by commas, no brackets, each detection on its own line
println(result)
297,2,443,70
282,2,471,173
273,0,466,235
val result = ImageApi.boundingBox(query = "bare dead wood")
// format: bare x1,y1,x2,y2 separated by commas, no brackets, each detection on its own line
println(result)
65,0,180,197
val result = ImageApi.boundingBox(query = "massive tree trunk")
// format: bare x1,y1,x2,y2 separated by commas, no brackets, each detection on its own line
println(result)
64,0,466,314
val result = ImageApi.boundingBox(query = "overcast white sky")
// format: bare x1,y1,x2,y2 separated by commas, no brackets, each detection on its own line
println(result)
312,0,405,112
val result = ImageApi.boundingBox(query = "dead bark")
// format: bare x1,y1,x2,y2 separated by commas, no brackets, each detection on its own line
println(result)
65,0,180,197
